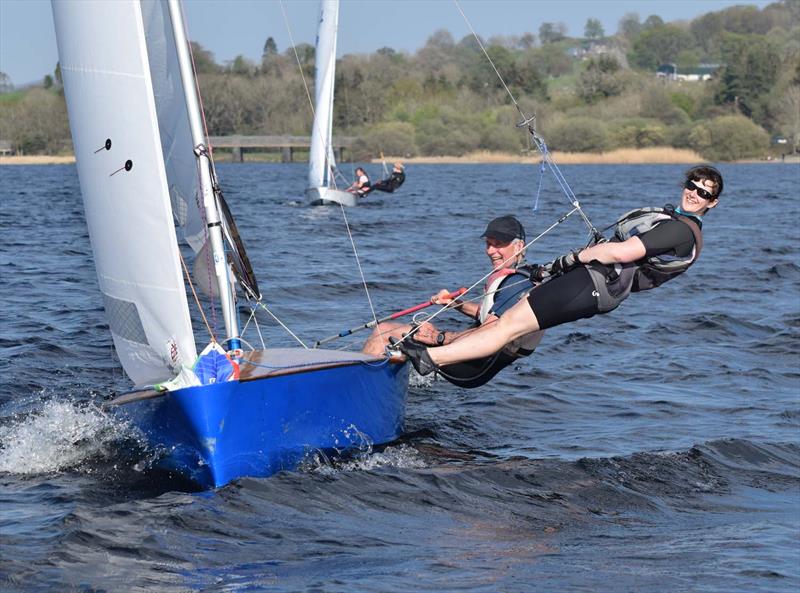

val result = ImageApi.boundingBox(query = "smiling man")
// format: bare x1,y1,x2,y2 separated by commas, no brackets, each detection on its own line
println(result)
397,166,724,377
363,215,544,388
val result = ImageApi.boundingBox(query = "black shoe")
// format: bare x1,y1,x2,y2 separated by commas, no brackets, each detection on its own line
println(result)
389,337,437,376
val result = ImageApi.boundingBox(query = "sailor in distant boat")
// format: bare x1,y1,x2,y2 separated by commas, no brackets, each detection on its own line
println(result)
347,167,371,196
364,215,543,388
370,162,406,194
396,166,724,378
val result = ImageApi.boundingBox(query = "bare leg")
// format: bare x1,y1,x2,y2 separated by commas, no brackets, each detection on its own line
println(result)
362,321,413,356
428,298,541,366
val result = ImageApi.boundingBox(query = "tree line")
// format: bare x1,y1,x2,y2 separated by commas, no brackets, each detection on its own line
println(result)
1,0,798,161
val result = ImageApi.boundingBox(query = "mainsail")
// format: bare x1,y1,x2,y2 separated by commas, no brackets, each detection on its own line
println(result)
53,0,196,386
307,0,339,191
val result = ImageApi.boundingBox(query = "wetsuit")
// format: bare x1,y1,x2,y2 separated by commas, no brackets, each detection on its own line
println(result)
439,268,544,388
527,209,701,330
371,170,406,193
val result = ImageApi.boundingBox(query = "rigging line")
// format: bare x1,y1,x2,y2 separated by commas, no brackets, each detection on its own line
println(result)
453,0,523,117
279,0,315,119
239,307,266,349
178,250,217,344
339,202,380,328
453,0,601,239
254,300,309,349
532,136,600,238
397,206,580,347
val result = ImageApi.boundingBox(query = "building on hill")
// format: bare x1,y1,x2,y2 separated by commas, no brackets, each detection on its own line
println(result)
657,63,720,82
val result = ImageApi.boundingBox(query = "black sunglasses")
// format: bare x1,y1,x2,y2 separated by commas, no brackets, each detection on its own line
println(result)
685,178,715,200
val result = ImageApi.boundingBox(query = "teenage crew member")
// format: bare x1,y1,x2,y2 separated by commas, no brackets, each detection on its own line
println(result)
347,167,371,196
396,166,723,377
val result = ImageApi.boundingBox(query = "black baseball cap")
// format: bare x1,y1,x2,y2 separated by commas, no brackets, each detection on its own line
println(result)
481,215,526,243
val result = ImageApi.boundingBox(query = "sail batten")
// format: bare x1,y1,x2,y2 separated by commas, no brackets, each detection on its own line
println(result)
53,0,197,386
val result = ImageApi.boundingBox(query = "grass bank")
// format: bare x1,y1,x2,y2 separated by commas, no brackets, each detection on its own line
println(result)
381,147,706,165
0,155,76,165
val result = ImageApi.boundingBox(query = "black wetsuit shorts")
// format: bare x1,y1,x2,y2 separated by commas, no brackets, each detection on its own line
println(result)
526,267,599,330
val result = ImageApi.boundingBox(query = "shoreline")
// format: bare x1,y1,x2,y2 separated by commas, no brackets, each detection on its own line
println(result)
2,148,797,166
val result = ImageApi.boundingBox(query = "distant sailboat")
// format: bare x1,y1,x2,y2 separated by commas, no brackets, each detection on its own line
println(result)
52,0,407,489
305,0,357,207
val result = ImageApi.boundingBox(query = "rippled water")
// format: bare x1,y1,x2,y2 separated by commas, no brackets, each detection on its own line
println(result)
1,162,798,592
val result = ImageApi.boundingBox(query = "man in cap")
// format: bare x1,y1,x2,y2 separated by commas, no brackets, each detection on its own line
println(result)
363,215,544,388
370,162,406,194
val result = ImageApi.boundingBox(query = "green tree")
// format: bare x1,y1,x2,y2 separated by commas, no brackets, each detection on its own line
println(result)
1,88,69,153
262,36,278,59
630,24,694,71
694,115,770,160
618,13,641,39
539,22,567,44
584,18,604,40
714,33,781,121
547,116,609,152
642,15,665,30
190,42,219,74
577,56,626,103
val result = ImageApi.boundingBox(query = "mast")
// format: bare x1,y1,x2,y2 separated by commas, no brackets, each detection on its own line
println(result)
166,0,241,350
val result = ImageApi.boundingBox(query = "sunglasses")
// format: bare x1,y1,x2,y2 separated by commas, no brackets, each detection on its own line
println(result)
685,179,715,200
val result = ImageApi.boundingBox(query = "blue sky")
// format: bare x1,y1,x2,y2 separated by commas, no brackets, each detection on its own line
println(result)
1,0,773,87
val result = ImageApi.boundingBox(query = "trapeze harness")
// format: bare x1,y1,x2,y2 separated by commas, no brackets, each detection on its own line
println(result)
586,205,704,313
439,266,544,389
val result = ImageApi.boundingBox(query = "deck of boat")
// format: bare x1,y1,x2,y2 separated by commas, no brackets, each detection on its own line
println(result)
106,349,397,406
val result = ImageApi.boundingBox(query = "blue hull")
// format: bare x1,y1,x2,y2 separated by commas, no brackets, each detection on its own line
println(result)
113,353,408,488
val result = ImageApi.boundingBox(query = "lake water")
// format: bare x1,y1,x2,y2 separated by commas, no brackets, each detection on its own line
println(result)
1,161,798,592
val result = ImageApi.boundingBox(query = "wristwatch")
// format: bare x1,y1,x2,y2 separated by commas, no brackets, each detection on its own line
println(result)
436,331,446,346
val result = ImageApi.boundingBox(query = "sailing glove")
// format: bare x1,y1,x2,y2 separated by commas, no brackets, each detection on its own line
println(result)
549,250,582,276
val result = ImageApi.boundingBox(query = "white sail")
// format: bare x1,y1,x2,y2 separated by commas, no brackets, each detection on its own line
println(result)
52,0,196,386
307,0,339,190
141,0,205,253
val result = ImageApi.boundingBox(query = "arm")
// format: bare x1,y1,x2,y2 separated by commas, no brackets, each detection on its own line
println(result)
577,236,646,265
431,288,479,320
415,319,486,346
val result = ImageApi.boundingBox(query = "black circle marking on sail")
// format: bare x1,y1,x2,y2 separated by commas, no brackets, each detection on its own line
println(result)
94,138,112,153
109,159,133,177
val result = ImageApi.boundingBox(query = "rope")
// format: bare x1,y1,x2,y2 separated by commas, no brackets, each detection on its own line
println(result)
339,202,380,328
240,306,267,349
178,251,216,343
279,0,315,119
252,301,308,349
279,2,380,338
453,0,600,240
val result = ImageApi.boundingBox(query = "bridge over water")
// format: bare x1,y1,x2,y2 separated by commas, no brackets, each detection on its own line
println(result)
208,135,356,163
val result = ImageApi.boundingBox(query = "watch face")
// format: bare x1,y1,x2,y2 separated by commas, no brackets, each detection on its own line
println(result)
436,332,445,345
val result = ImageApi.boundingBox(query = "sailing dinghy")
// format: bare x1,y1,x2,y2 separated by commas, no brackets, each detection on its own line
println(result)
52,0,407,489
305,0,357,207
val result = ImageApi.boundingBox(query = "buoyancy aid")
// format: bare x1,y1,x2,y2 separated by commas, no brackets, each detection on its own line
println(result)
612,204,703,292
479,267,543,357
